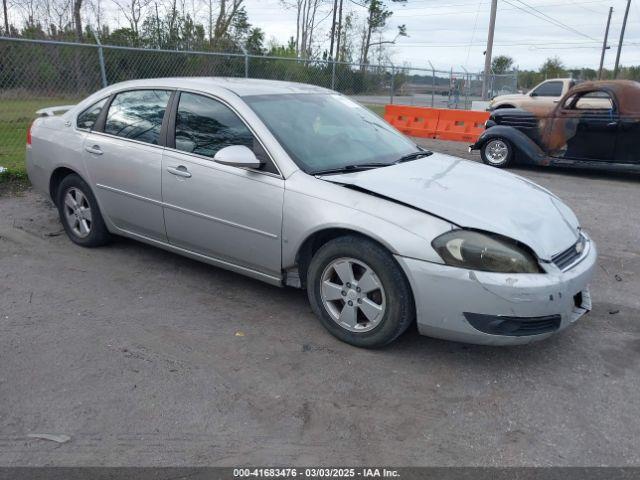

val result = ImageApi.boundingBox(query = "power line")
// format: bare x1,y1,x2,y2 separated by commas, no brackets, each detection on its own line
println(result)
392,0,618,17
397,40,640,47
512,0,600,40
502,0,599,41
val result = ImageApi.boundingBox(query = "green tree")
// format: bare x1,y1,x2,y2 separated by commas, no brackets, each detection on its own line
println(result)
492,55,514,74
244,27,265,55
540,56,565,78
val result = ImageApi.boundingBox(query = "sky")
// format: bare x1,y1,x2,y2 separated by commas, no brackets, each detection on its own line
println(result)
245,0,640,72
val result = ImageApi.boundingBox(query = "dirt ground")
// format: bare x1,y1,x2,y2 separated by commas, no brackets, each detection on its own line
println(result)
1,139,639,466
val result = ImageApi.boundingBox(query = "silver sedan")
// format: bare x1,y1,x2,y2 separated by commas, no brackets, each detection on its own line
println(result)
26,78,596,347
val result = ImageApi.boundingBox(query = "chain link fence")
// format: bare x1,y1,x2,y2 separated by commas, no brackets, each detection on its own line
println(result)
0,36,517,177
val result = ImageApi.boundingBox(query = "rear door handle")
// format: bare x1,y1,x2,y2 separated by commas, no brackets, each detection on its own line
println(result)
85,145,103,155
607,121,619,128
167,165,192,178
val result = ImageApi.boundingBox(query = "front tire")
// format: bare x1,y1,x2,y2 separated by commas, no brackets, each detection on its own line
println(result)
481,137,514,168
56,174,111,247
307,235,414,348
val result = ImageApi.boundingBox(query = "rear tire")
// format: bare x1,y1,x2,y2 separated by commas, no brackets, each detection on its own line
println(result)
307,235,414,348
56,174,111,247
481,137,514,168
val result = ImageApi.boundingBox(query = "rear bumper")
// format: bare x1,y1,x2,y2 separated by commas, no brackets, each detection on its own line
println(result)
395,238,597,346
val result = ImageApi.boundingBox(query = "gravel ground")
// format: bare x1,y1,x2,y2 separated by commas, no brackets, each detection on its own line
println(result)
0,139,639,466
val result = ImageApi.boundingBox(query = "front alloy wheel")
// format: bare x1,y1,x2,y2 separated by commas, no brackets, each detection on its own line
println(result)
481,137,514,168
307,235,414,348
320,257,386,333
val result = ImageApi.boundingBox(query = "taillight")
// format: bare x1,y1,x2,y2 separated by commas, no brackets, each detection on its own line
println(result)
27,121,33,146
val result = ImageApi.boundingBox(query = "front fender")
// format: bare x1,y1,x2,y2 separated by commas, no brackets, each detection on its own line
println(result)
471,125,546,165
281,172,454,269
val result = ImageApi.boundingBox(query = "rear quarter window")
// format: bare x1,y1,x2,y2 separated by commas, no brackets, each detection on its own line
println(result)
77,98,107,130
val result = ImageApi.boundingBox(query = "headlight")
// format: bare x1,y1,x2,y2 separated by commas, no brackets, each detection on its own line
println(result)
432,230,540,273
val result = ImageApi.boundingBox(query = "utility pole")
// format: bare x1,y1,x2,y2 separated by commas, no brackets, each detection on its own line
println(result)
334,0,344,62
598,7,613,80
329,0,338,59
613,0,631,78
482,0,498,100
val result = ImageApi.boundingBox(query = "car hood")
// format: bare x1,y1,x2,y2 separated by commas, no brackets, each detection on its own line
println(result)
319,154,580,261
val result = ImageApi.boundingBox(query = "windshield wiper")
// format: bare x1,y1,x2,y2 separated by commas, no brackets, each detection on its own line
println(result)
313,163,390,175
394,150,433,164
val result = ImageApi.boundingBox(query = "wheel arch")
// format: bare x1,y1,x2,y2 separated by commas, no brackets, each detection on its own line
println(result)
292,227,399,289
473,125,546,165
49,166,85,205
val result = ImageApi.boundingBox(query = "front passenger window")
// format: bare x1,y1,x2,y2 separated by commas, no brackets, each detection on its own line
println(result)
532,81,563,97
174,92,278,174
175,92,254,158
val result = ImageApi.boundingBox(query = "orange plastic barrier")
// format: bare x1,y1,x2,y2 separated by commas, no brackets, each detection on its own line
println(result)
384,105,489,143
384,105,441,138
434,109,490,142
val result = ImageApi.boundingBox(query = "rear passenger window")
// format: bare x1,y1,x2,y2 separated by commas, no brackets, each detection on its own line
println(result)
174,92,278,174
104,90,171,145
77,98,107,130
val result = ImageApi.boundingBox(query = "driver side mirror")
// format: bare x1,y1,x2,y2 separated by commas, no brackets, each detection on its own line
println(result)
530,91,538,97
213,145,263,170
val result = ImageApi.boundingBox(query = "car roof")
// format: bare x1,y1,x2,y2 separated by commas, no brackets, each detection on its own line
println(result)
102,77,333,97
568,80,640,115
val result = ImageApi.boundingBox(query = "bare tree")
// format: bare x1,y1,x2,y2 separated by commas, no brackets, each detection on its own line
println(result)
88,0,103,31
208,0,242,47
281,0,329,58
111,0,151,36
359,0,406,68
49,0,71,33
12,0,43,28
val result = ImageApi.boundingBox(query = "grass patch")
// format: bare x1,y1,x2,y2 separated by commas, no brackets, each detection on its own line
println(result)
364,104,385,117
0,98,78,183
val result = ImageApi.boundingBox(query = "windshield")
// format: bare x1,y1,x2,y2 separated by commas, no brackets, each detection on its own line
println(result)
244,93,419,174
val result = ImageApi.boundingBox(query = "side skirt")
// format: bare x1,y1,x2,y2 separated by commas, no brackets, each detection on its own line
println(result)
113,226,284,287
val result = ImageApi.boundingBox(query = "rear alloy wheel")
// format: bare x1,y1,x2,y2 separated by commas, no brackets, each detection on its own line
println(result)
307,235,414,348
56,174,111,247
63,187,92,239
481,137,514,168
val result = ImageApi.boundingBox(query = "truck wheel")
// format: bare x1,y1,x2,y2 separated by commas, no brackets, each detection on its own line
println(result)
306,235,414,348
481,138,514,168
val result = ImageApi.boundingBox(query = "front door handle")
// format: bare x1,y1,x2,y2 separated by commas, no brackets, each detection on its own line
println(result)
167,165,192,178
607,121,619,128
85,145,103,155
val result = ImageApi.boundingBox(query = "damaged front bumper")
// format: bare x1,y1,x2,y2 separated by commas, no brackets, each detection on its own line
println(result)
395,238,597,346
